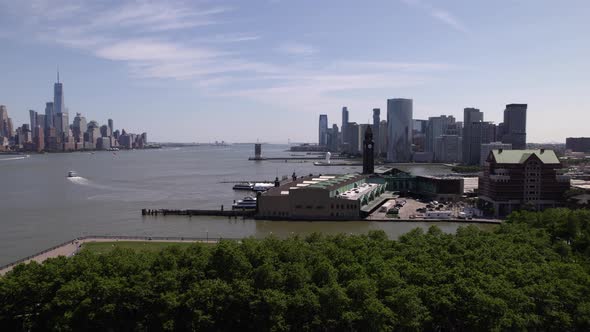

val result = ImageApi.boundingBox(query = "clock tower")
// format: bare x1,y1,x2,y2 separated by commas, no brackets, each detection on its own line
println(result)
363,125,374,174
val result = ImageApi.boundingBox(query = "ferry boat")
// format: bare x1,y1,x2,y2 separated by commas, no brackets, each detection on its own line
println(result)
253,183,274,192
232,196,257,209
67,171,77,178
232,182,254,191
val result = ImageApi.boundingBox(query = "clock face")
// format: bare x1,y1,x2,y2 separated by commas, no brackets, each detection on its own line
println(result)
367,144,373,149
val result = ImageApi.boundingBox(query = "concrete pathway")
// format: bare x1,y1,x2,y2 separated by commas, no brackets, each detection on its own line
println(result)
0,237,221,276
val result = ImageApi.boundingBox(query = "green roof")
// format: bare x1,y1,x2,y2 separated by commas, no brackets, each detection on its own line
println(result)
490,149,560,164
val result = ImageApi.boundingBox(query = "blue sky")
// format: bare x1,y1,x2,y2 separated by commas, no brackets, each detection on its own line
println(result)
0,0,588,143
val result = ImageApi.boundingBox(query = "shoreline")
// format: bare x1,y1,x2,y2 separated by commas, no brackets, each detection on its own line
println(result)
0,235,228,276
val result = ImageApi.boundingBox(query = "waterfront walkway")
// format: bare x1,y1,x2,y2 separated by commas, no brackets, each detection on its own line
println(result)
0,235,224,276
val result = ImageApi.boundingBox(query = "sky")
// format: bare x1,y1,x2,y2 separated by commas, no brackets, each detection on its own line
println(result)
0,0,588,143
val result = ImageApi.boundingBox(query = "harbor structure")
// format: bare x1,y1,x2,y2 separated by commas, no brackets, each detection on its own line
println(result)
478,149,570,217
257,174,386,220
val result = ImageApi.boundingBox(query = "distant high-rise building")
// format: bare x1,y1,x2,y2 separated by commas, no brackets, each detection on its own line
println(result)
318,114,328,146
36,114,46,131
44,102,54,128
412,119,428,153
435,135,462,163
386,98,413,162
108,119,114,136
426,115,456,156
29,110,38,138
55,112,69,137
54,70,64,115
72,113,87,143
100,124,111,138
344,122,360,155
5,118,13,139
566,137,590,153
372,108,380,155
462,107,484,165
86,121,100,147
327,124,339,152
379,120,387,157
362,126,374,174
468,121,496,165
500,104,527,149
413,119,428,134
480,142,512,166
341,106,349,146
0,105,8,137
34,126,44,152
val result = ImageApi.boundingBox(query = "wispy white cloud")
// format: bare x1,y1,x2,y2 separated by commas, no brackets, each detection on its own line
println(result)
401,0,467,32
276,42,316,56
1,0,462,115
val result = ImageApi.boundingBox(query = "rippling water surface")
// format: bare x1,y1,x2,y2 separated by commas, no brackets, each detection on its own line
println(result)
0,145,491,265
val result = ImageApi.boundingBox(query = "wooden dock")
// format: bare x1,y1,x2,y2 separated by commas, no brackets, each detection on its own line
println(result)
141,209,256,217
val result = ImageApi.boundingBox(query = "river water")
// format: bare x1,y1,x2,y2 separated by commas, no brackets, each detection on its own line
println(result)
0,144,492,265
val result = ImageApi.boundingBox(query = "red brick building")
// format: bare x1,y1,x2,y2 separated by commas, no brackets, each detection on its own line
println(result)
478,149,570,217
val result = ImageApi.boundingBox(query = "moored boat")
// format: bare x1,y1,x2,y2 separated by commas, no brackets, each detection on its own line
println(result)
233,182,254,190
232,196,257,209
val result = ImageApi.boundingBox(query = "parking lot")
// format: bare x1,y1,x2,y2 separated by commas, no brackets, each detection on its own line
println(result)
367,197,460,220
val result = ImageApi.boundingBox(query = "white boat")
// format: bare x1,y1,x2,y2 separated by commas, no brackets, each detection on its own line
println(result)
233,182,254,190
232,196,257,209
67,171,77,178
253,183,274,192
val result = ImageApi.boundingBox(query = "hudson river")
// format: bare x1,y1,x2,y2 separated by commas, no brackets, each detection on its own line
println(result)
0,144,489,265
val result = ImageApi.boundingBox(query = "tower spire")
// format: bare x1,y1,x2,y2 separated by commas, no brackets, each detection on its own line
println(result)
57,66,60,83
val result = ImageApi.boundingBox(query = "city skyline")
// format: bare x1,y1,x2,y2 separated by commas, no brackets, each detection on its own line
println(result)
0,0,588,143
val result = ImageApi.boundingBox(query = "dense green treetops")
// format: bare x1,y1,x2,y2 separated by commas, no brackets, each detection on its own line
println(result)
2,208,590,331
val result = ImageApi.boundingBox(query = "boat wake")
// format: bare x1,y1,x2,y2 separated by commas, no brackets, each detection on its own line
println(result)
67,176,113,191
68,175,167,201
0,155,30,161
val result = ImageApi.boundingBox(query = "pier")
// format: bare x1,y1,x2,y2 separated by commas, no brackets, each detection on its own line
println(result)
141,208,256,217
248,156,352,161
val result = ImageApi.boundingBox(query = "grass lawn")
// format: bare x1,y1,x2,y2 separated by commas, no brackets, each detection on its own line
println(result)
82,241,201,254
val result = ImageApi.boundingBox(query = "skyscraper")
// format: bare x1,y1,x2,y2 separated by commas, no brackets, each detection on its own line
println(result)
462,107,484,165
426,115,456,157
318,114,328,146
372,108,380,155
55,112,69,137
72,113,87,143
327,124,339,152
0,105,7,137
53,70,69,138
108,119,114,136
29,110,38,138
435,135,462,163
44,102,54,128
468,121,497,165
500,104,527,149
341,106,349,145
386,98,413,162
54,70,64,115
